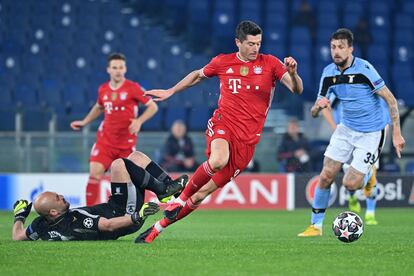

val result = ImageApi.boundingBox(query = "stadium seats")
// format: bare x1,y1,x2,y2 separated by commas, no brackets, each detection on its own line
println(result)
391,64,413,85
290,27,311,45
265,0,287,14
21,108,54,132
318,14,339,30
38,78,63,107
55,153,82,172
14,84,38,108
381,162,401,173
395,80,414,107
240,0,262,25
164,106,187,130
62,83,87,106
405,161,414,174
317,0,337,14
0,0,412,133
0,108,16,132
141,107,164,131
395,14,413,29
402,1,414,16
188,105,212,131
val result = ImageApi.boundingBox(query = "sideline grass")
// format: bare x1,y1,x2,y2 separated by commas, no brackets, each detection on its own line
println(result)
1,208,413,275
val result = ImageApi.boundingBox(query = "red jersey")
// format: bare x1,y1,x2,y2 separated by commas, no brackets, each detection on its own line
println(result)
202,53,287,145
96,79,150,149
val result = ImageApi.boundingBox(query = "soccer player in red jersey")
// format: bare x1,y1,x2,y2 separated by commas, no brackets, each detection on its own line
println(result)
70,53,158,206
137,21,303,243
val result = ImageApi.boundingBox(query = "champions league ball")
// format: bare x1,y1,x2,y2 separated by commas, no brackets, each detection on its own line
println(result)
332,211,364,243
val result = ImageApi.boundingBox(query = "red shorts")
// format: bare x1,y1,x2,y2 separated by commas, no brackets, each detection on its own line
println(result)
89,142,135,171
205,116,256,188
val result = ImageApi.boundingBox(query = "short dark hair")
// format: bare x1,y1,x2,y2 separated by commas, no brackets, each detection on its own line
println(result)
107,53,126,66
331,28,354,46
236,20,262,42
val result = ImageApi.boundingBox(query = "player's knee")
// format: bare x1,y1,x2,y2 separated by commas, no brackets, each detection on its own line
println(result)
319,170,334,189
208,156,228,171
127,151,149,167
192,193,205,205
111,158,126,173
89,170,104,180
343,179,361,191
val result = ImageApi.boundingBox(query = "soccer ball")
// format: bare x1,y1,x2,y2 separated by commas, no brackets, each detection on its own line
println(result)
332,211,364,243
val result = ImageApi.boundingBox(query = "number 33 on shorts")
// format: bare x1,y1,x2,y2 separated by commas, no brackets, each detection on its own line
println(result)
363,152,376,165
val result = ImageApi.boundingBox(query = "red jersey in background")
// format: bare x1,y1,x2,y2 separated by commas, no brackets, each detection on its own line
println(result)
96,79,150,149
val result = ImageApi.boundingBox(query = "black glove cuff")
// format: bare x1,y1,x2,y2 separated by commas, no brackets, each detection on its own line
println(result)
14,217,26,224
131,213,144,225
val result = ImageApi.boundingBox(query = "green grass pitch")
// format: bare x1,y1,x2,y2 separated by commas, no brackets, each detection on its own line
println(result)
1,208,413,275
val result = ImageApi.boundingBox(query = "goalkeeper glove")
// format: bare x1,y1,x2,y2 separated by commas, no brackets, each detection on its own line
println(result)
131,202,160,224
13,200,33,223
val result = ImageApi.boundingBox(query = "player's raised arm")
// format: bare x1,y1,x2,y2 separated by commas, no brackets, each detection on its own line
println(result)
145,69,206,101
280,56,303,94
310,97,330,118
376,86,405,158
70,103,104,130
128,100,158,135
321,107,337,130
12,200,32,241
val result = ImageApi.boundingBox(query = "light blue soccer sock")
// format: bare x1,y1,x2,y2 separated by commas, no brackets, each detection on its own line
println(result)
311,186,330,228
366,186,377,214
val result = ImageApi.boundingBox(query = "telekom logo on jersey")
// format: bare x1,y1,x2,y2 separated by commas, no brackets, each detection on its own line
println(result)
103,102,113,114
228,79,260,94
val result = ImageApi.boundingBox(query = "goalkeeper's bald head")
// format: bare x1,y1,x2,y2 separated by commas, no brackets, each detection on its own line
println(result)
34,191,70,220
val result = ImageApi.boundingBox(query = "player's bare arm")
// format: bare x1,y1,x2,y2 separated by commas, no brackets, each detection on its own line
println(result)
321,107,337,130
311,97,330,118
98,202,162,232
128,100,158,135
376,86,406,158
280,57,303,94
145,69,206,101
98,216,136,232
70,103,104,130
12,221,29,241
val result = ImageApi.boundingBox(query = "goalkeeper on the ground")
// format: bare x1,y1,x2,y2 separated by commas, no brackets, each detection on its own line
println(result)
12,151,188,241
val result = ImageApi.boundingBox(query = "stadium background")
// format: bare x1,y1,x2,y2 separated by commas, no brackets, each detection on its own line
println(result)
0,1,414,275
0,0,414,209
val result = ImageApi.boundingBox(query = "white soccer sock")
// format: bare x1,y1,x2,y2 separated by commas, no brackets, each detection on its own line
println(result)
154,221,164,232
174,197,186,207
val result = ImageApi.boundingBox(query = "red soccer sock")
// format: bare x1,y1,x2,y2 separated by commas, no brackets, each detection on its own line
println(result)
179,161,215,202
86,176,100,206
159,198,200,228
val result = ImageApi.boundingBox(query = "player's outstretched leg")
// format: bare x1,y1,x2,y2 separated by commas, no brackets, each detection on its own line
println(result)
136,197,201,243
164,161,216,221
157,174,188,203
122,158,188,202
298,186,329,237
363,167,378,225
365,187,378,225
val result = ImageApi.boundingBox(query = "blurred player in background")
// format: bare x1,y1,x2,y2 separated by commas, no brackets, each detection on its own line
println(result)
70,53,158,206
12,151,187,241
298,28,405,237
322,93,391,225
138,20,303,243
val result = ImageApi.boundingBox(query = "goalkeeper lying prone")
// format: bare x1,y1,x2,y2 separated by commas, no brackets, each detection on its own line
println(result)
12,151,188,241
